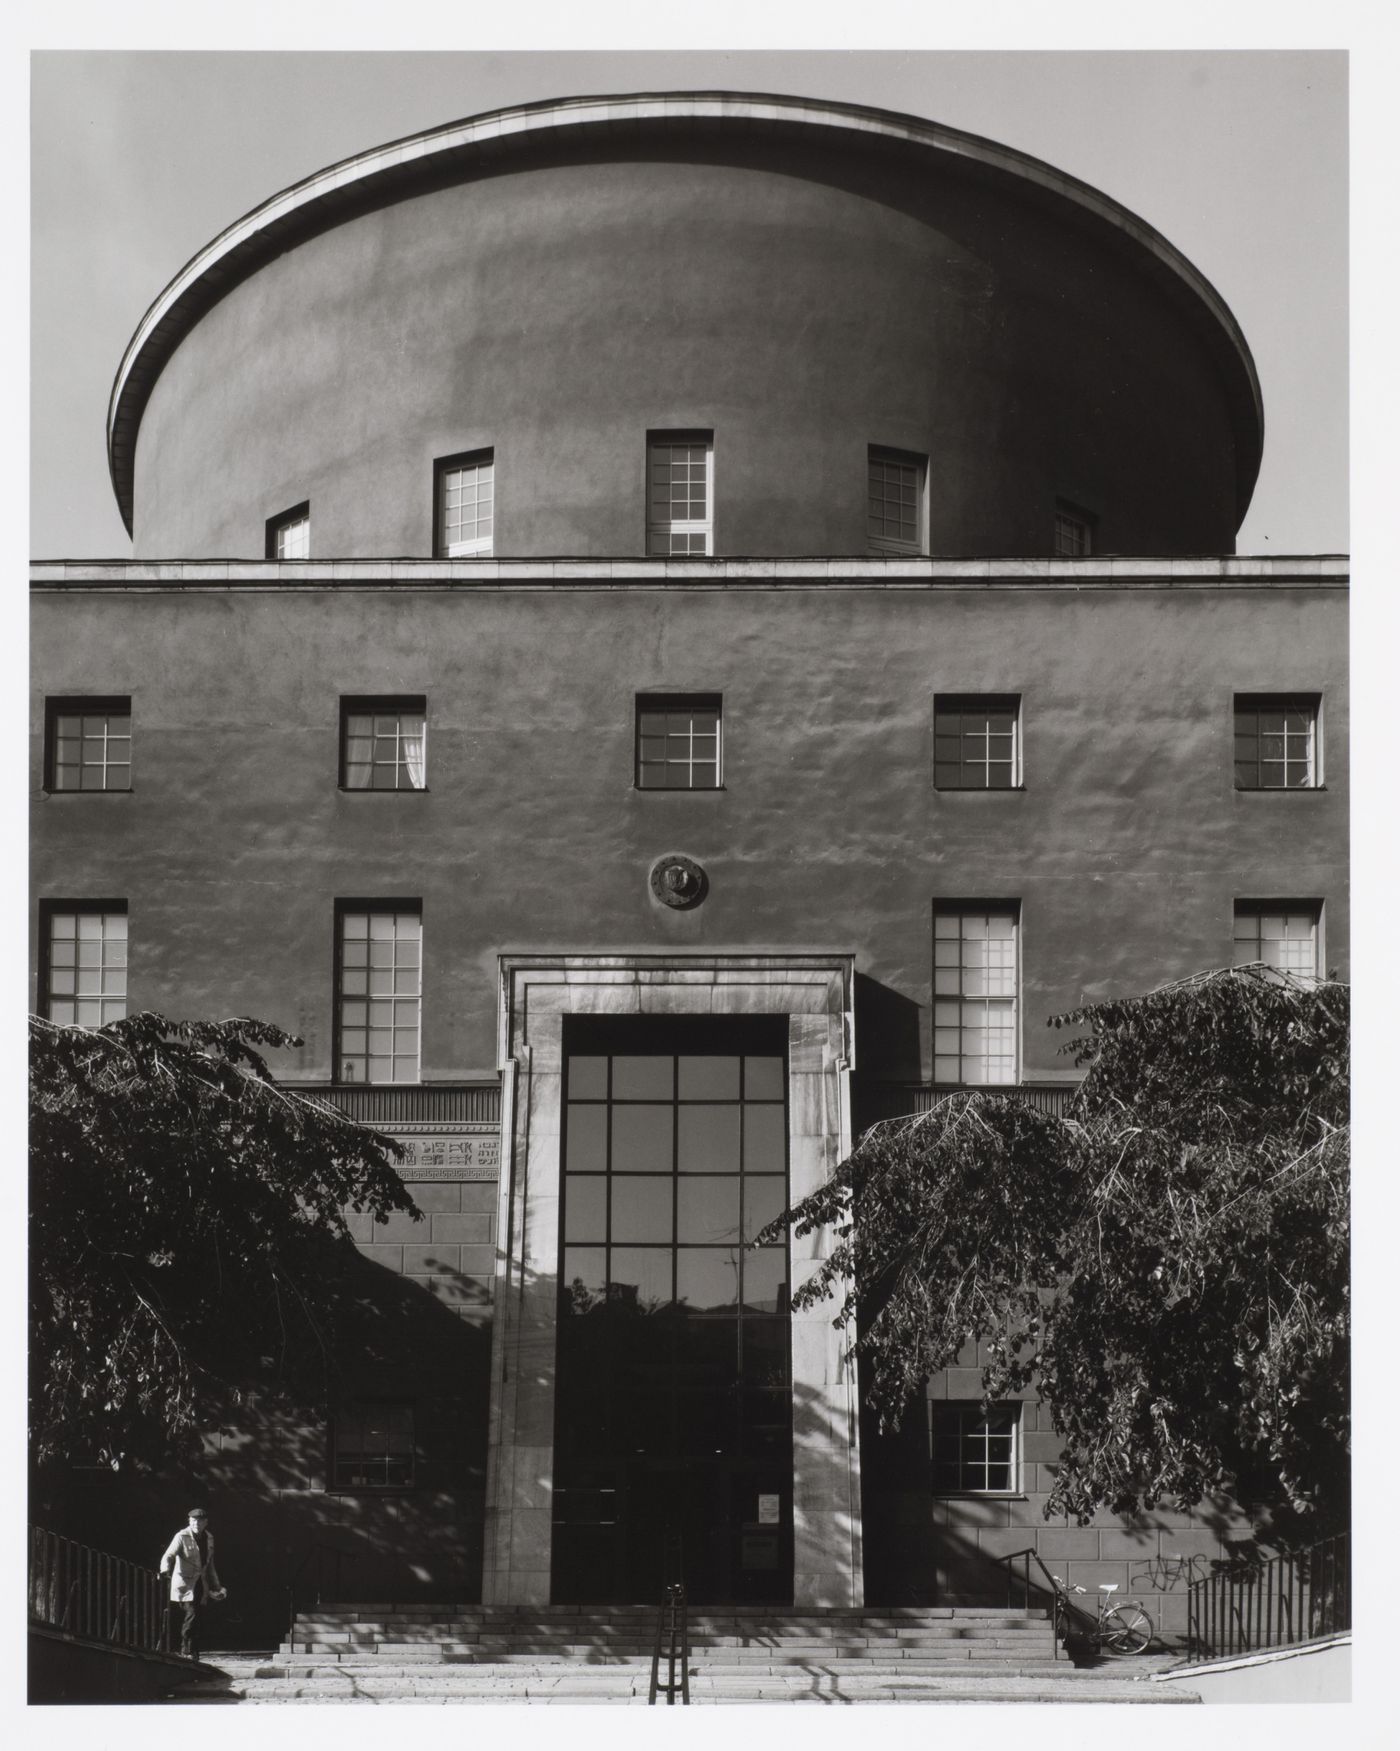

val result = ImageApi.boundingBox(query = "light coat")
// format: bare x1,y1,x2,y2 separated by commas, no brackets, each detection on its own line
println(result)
160,1527,221,1603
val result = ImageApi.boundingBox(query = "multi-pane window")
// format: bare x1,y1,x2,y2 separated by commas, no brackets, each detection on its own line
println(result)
1053,504,1094,556
341,698,427,791
934,908,1019,1085
934,695,1021,789
45,699,132,793
636,695,722,790
1232,905,1320,978
931,1403,1021,1494
436,451,495,557
647,433,713,556
267,503,310,559
42,906,128,1026
337,907,422,1084
1234,695,1320,789
331,1402,415,1489
868,447,925,555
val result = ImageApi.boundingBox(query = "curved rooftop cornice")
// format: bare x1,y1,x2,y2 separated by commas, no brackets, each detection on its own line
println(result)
106,89,1265,537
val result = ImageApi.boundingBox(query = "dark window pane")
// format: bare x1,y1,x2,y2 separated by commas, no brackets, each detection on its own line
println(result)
609,1246,672,1312
744,1057,785,1101
566,1105,608,1173
564,1176,608,1243
569,1056,608,1100
677,1175,740,1243
612,1104,674,1173
678,1104,740,1173
611,1175,674,1244
678,1055,740,1100
613,1056,673,1100
676,1248,740,1312
743,1248,789,1313
562,1247,608,1314
743,1176,787,1242
743,1104,786,1173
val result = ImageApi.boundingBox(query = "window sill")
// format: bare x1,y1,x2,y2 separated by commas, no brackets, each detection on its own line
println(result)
1234,785,1327,793
933,1492,1027,1501
42,788,133,797
325,1487,418,1497
634,785,727,794
933,785,1027,793
338,787,430,795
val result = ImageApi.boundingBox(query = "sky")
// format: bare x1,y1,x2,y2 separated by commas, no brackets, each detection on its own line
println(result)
29,47,1349,559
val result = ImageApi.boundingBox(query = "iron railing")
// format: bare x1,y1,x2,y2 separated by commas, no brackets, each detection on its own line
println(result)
284,1082,500,1125
859,1082,1079,1124
286,1539,360,1638
28,1524,178,1658
648,1582,691,1705
1187,1533,1350,1662
1001,1547,1068,1660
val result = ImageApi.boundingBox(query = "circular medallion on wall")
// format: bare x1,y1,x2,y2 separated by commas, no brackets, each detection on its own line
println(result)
650,854,708,910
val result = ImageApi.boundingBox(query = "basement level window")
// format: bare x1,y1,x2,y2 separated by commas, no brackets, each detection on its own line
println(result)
44,697,132,792
267,502,310,559
331,1402,415,1490
636,694,722,789
436,450,495,556
1234,694,1320,789
932,1402,1021,1494
647,432,713,555
867,446,926,555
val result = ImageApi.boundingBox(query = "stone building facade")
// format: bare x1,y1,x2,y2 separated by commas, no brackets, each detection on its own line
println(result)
31,92,1347,1644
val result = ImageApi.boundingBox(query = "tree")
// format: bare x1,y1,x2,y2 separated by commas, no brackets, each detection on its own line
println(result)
773,966,1349,1530
29,1011,417,1471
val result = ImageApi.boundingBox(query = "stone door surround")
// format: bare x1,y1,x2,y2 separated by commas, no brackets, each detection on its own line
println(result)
482,954,862,1608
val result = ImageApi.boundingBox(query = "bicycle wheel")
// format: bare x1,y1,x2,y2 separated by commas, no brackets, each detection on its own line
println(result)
1101,1604,1153,1654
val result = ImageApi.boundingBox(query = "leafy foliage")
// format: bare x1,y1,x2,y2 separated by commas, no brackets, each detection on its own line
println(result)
30,1011,417,1471
771,966,1349,1528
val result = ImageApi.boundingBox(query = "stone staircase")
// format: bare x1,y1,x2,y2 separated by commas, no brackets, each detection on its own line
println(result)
166,1605,1199,1703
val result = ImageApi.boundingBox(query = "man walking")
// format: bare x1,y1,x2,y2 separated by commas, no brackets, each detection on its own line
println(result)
159,1506,225,1659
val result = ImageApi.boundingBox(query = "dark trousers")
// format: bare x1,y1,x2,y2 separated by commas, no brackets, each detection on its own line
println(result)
172,1593,203,1659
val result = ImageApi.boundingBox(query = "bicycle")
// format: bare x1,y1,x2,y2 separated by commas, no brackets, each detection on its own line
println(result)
1050,1574,1154,1656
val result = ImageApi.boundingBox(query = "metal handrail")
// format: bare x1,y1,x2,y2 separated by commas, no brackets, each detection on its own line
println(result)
1000,1546,1099,1662
1186,1532,1349,1662
648,1582,690,1705
28,1524,179,1659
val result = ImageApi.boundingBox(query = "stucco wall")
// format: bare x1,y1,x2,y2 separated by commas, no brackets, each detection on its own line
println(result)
30,575,1348,1082
131,139,1244,559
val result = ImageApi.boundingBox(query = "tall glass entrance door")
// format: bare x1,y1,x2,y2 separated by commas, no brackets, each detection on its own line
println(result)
552,1017,793,1604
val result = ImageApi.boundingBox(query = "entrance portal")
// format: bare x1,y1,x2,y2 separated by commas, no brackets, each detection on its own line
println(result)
552,1017,793,1604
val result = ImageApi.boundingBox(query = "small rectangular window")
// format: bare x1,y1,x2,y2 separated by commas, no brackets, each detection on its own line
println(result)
868,447,926,555
336,904,422,1084
931,1402,1021,1494
331,1401,415,1490
636,694,722,790
1234,694,1320,789
1232,903,1321,978
340,697,427,791
40,902,128,1026
436,451,495,557
933,906,1019,1086
267,502,310,560
934,695,1021,789
45,697,132,793
647,432,713,556
1053,503,1094,556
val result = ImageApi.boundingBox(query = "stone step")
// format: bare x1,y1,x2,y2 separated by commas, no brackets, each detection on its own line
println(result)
170,1663,1197,1705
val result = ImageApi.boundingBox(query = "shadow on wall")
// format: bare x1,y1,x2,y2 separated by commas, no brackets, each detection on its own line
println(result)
31,1246,494,1647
